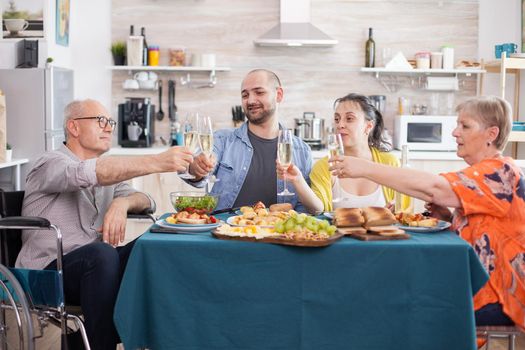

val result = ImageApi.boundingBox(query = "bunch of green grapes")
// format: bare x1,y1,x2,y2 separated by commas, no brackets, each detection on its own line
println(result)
274,212,337,236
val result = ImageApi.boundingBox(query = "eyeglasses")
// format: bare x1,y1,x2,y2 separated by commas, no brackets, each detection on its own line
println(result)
74,116,117,129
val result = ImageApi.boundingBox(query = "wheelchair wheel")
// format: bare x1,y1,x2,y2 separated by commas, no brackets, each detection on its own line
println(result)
0,265,34,350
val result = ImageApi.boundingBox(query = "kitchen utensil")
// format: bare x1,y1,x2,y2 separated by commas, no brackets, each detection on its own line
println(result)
168,80,176,121
156,80,164,120
369,95,386,114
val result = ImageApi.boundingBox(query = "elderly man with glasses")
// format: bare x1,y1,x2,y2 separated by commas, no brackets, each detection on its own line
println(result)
15,99,194,350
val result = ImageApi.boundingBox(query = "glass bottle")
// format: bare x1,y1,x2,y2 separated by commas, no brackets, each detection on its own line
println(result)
365,27,376,68
141,27,148,66
129,25,134,36
148,45,160,66
394,145,413,213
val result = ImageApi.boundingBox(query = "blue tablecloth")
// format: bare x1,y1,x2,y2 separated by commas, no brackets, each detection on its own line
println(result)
114,217,488,350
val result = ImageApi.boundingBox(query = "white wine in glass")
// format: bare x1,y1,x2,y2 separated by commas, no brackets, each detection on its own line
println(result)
277,129,294,196
198,116,217,192
327,133,344,203
179,113,200,179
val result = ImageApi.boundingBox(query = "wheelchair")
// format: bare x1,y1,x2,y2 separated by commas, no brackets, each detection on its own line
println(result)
0,189,156,349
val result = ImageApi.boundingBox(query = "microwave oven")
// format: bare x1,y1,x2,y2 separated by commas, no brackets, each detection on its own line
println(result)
394,115,457,151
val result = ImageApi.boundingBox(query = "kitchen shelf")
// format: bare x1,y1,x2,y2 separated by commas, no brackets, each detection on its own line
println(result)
361,67,485,75
360,67,485,93
109,65,230,89
108,65,230,72
480,52,525,157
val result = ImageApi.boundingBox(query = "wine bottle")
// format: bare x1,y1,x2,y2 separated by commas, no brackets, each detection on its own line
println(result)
141,27,148,66
129,25,134,36
394,145,413,213
365,27,376,68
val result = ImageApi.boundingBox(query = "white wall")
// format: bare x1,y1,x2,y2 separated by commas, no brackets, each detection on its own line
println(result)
42,0,111,109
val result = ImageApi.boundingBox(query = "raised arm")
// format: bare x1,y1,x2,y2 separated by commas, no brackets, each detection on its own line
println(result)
331,155,461,208
96,146,193,185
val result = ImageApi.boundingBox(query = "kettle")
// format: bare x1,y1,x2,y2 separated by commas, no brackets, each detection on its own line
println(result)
294,112,325,149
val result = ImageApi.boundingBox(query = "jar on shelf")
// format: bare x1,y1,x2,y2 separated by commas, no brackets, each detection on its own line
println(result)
442,45,454,70
148,45,160,66
169,48,186,66
415,52,431,69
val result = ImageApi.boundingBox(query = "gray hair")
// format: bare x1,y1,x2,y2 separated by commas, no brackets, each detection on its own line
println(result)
63,99,99,141
455,96,512,150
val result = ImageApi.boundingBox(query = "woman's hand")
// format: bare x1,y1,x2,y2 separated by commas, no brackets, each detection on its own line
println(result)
424,202,452,222
329,155,367,178
276,160,303,183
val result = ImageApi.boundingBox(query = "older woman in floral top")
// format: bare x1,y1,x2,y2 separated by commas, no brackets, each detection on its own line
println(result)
330,95,525,331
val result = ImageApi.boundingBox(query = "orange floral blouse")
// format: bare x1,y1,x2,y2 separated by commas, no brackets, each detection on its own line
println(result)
442,157,525,330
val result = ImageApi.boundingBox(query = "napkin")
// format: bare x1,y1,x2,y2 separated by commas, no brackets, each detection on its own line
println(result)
385,52,413,70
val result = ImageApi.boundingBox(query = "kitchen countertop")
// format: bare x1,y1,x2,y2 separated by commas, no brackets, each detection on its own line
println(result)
107,146,462,161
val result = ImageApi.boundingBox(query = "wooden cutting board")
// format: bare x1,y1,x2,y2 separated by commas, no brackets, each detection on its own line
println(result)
347,232,410,241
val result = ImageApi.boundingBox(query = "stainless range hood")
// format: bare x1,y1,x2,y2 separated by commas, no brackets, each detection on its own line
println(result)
254,0,337,47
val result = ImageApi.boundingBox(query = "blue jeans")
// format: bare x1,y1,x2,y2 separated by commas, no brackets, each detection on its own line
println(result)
45,239,137,350
475,303,514,326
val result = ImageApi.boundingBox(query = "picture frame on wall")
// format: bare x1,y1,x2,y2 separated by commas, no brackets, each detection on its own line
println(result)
55,0,69,47
1,0,44,39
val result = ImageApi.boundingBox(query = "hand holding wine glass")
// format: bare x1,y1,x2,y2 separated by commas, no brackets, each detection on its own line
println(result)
277,129,295,196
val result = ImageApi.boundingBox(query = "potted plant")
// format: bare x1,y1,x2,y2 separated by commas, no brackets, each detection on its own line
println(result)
5,143,12,162
111,41,126,66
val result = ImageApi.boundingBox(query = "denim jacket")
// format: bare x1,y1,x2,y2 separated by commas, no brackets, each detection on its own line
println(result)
209,123,312,212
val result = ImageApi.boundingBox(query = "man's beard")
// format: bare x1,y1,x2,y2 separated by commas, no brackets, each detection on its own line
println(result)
245,104,276,125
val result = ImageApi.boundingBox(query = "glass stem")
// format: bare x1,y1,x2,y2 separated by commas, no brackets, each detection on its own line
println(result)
284,177,288,193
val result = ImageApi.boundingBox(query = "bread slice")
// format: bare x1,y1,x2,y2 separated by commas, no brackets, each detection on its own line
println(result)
269,203,293,212
337,227,367,235
362,207,397,227
333,208,364,227
376,229,406,237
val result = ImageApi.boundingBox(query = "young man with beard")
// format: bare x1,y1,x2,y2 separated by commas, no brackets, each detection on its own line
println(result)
189,69,312,211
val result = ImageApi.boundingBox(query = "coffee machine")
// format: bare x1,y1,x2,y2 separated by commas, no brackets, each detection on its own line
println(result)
118,97,155,148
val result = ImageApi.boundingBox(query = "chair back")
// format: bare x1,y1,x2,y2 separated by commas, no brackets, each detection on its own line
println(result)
0,189,25,267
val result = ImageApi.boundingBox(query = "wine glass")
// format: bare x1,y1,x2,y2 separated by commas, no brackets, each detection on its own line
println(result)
327,132,344,203
198,116,216,192
277,129,295,197
179,113,200,179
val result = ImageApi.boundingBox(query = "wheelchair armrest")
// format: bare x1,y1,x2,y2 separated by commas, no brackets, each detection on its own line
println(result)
127,208,157,223
0,216,50,229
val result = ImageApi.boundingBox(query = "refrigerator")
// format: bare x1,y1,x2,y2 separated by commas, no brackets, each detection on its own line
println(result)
0,67,74,187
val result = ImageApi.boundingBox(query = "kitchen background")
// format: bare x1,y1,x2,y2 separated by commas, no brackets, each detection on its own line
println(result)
110,0,480,138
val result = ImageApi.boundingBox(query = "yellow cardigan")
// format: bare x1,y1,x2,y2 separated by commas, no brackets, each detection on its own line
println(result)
310,147,409,212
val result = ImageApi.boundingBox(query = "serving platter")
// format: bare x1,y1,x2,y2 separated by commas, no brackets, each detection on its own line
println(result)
212,229,343,247
396,220,451,233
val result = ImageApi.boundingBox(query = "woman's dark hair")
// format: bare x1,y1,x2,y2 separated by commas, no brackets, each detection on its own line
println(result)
333,93,392,151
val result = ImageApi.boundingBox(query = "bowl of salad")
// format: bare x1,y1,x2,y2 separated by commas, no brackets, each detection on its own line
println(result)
169,191,219,215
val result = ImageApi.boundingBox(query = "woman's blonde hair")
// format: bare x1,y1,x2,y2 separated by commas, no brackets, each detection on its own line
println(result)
455,96,512,150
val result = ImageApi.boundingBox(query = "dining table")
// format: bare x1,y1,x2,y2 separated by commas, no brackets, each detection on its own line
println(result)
114,213,488,350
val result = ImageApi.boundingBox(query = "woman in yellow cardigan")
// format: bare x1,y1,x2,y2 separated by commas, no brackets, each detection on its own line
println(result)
277,93,405,214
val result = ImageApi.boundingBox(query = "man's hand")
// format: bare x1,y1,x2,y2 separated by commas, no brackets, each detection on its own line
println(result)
98,197,128,246
189,153,216,180
276,160,303,184
157,146,194,173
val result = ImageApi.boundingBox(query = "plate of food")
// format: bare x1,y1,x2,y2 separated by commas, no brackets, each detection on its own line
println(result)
395,212,451,233
155,220,220,233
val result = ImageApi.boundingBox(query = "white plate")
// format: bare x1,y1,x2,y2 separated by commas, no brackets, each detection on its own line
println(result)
396,220,451,233
155,220,220,233
226,216,273,228
323,212,334,220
